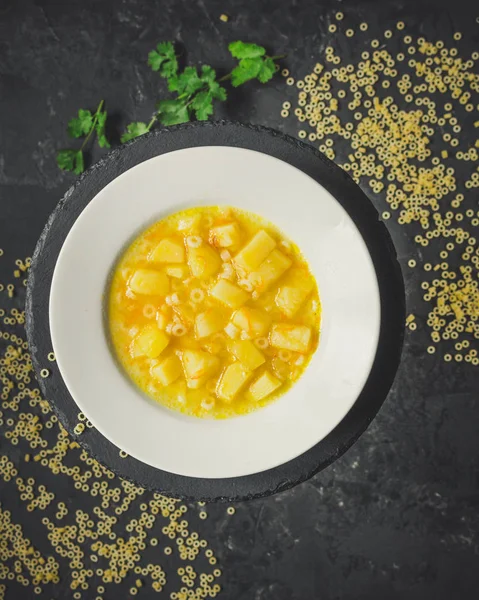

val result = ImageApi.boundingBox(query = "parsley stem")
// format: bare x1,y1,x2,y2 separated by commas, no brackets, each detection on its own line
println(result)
268,54,287,60
80,99,104,151
146,115,157,131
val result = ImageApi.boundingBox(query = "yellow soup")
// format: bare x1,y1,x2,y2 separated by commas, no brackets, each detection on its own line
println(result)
108,206,321,419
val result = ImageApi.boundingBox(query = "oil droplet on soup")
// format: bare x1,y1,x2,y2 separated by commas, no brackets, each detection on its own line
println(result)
108,206,321,419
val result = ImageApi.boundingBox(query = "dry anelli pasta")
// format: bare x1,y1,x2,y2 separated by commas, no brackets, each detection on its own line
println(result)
0,257,226,597
281,19,479,365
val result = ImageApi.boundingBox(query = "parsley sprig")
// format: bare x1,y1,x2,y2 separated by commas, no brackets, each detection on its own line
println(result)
57,100,110,174
56,41,284,172
121,40,284,142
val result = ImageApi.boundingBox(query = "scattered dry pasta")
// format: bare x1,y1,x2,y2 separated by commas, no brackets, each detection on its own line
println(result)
0,257,222,598
282,20,479,364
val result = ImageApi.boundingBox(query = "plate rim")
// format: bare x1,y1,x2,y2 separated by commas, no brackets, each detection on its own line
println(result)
26,120,405,501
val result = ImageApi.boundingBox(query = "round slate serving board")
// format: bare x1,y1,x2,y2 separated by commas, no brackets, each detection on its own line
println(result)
25,121,405,502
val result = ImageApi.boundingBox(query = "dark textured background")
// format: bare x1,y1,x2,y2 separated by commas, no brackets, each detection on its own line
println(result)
1,0,479,598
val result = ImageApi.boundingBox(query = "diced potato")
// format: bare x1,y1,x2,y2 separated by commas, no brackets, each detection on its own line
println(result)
202,340,223,354
275,287,309,318
271,357,290,380
187,245,221,279
156,312,168,330
149,238,185,263
176,336,201,351
270,324,312,353
131,325,170,358
181,350,220,388
231,307,271,337
216,362,252,402
129,269,170,296
195,310,224,338
224,322,240,339
210,279,249,308
165,265,189,279
150,355,182,386
173,304,195,325
228,340,265,371
233,230,276,274
275,270,314,317
209,223,241,248
159,303,172,316
302,296,321,322
186,378,204,390
178,214,201,232
248,250,292,294
249,370,282,401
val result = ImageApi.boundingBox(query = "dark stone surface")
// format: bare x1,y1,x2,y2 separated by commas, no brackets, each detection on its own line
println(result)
1,0,479,599
25,121,405,501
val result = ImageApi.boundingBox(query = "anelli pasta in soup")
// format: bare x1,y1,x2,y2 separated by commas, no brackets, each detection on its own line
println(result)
108,206,321,419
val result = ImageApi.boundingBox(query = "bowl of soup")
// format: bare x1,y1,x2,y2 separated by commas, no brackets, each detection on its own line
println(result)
27,122,404,498
109,206,321,419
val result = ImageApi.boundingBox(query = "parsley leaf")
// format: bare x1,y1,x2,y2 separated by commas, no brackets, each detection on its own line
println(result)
57,149,84,174
257,57,277,83
228,41,266,59
209,80,227,101
58,40,283,166
120,121,150,143
191,91,214,120
231,57,263,87
57,100,110,174
157,99,190,126
95,110,110,148
168,66,204,96
148,41,178,79
200,66,227,100
200,65,216,84
183,66,227,119
67,109,93,138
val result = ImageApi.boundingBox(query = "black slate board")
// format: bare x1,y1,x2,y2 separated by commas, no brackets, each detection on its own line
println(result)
25,121,405,501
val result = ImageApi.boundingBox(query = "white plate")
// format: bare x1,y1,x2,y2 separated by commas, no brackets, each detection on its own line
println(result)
49,146,380,479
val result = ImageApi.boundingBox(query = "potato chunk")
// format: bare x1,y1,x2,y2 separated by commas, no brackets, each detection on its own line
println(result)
210,279,249,308
209,223,241,248
149,238,185,263
131,325,170,358
275,270,314,318
156,312,168,330
228,340,265,371
231,307,271,338
216,362,252,402
249,370,282,401
270,324,312,353
195,310,225,339
173,304,195,325
271,357,290,380
181,350,220,388
151,355,182,386
165,265,189,279
233,230,276,274
187,245,221,279
248,250,292,294
129,269,170,296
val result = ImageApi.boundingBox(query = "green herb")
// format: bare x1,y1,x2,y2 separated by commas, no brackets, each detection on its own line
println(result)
56,100,110,174
57,40,284,173
56,149,84,175
120,121,151,143
147,41,179,79
229,41,278,86
121,40,284,142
